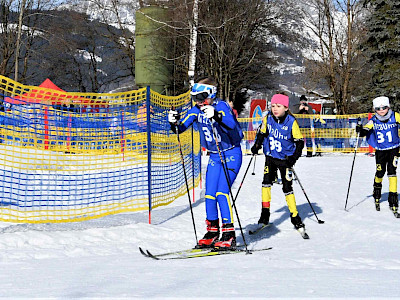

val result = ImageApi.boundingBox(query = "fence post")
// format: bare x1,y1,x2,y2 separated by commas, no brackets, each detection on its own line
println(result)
67,113,71,152
44,106,49,150
120,111,125,161
146,86,152,224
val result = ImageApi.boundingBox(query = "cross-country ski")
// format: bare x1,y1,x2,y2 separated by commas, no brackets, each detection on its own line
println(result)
249,223,272,235
139,246,273,260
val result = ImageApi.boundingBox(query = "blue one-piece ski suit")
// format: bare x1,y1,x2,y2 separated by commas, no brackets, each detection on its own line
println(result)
173,99,243,224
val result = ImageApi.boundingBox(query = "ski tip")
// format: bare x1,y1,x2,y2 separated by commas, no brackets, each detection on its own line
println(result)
139,247,146,256
146,250,160,260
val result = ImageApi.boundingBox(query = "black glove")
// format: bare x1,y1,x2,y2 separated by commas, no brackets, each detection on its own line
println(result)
251,143,261,155
355,124,363,133
286,155,297,168
251,131,266,155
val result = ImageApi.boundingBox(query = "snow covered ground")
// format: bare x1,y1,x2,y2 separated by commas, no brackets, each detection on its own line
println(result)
1,153,400,298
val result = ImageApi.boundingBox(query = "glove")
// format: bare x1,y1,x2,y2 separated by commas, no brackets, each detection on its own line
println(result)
200,105,216,119
251,144,261,155
251,131,266,155
168,109,180,124
286,155,297,168
200,105,221,121
355,124,362,133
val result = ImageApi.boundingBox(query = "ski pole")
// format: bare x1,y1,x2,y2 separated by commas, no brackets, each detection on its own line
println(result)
210,122,250,253
233,155,254,202
175,122,198,244
344,117,362,211
291,167,325,224
251,155,257,175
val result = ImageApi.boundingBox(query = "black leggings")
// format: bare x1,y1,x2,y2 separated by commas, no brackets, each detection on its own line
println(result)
375,147,399,178
262,156,293,194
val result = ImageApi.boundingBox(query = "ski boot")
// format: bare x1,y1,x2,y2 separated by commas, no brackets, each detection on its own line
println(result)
196,219,219,248
373,183,382,211
291,214,309,239
214,223,236,250
306,150,313,157
258,208,270,225
388,192,399,217
291,214,305,229
315,145,322,156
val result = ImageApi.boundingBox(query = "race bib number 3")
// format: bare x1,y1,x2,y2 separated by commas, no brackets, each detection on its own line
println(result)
203,127,221,142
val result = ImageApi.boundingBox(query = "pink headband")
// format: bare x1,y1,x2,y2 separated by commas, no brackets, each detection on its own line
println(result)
271,94,289,107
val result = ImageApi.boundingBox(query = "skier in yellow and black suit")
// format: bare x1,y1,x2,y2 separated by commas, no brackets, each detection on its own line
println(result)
251,93,305,230
356,96,400,215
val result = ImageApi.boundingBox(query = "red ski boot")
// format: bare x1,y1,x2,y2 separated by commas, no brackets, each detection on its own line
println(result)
214,223,236,250
196,219,219,248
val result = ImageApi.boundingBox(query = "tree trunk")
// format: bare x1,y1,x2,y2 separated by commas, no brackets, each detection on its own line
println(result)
188,0,198,87
14,0,26,82
342,0,353,114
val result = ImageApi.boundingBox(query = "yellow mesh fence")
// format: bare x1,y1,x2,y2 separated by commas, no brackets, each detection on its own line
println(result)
0,75,200,223
238,113,373,154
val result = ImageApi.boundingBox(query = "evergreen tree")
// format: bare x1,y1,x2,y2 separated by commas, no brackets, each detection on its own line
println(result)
361,0,400,109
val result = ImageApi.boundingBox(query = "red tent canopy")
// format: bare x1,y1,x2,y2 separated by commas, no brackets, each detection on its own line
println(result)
4,79,109,113
3,78,94,106
39,78,65,92
4,78,69,105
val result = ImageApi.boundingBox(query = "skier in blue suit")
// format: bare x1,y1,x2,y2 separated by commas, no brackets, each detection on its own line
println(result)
168,78,243,250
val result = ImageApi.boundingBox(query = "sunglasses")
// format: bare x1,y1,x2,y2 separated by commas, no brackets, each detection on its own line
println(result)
375,106,389,111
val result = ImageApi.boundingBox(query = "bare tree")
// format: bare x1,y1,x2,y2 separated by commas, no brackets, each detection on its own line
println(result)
82,0,137,81
1,0,70,83
194,0,284,102
18,0,58,82
14,0,25,81
1,0,17,77
300,0,368,114
187,0,198,87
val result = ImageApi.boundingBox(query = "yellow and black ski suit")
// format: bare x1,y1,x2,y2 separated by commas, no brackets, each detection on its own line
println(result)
253,111,304,218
